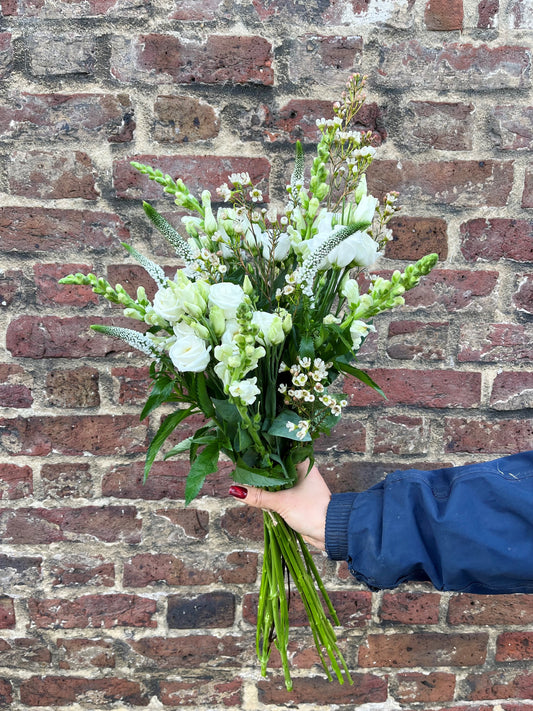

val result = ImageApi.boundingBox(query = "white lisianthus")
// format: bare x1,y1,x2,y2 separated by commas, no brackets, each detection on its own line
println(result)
229,377,261,406
169,334,211,372
252,311,285,346
349,320,376,350
208,282,245,319
173,321,196,338
341,278,360,307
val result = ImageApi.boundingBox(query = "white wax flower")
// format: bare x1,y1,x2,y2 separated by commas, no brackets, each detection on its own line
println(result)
169,334,211,372
229,377,260,406
208,282,245,319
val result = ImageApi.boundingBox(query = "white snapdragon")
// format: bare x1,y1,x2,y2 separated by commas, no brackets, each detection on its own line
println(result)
229,377,260,406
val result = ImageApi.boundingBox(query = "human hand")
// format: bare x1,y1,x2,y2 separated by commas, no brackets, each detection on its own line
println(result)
228,461,331,550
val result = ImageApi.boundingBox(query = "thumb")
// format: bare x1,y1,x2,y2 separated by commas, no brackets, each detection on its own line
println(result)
228,484,280,513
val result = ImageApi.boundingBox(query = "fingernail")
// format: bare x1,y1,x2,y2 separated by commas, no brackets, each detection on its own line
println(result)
228,485,248,500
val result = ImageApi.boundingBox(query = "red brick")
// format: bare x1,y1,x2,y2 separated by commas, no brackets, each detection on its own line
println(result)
27,33,98,76
444,417,533,454
154,508,209,539
490,105,533,150
153,94,219,143
496,632,533,662
288,35,363,87
127,635,246,669
380,591,440,624
465,669,533,700
402,269,499,313
374,415,429,455
159,676,242,707
0,92,133,142
4,0,151,16
111,34,273,85
124,551,257,587
458,323,533,362
0,33,12,79
315,417,366,453
29,594,156,629
0,268,23,306
106,263,170,301
344,368,481,408
19,676,149,706
45,367,100,408
448,593,533,625
0,554,42,585
258,673,387,705
41,462,93,499
167,591,235,628
0,597,15,629
523,164,533,207
114,153,270,200
387,320,448,361
50,554,115,587
490,371,533,410
219,505,264,542
393,671,456,703
0,463,32,499
0,415,146,456
513,273,533,315
425,0,463,29
376,41,530,91
34,263,98,306
0,207,129,254
478,0,498,27
112,366,152,405
0,638,50,667
386,217,448,261
57,638,115,669
0,679,12,705
0,363,33,410
402,101,473,151
8,150,99,199
460,218,533,262
359,632,488,667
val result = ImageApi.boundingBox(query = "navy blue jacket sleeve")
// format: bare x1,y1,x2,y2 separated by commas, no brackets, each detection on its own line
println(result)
325,451,533,593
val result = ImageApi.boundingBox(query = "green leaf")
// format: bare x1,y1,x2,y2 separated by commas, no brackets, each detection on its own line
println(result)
267,410,312,441
233,427,253,453
140,376,175,420
185,441,220,505
196,373,215,418
144,407,194,482
163,436,193,459
212,398,241,425
232,459,287,488
334,359,387,399
299,335,315,360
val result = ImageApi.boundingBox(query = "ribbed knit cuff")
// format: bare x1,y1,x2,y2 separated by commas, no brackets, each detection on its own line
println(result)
325,492,358,561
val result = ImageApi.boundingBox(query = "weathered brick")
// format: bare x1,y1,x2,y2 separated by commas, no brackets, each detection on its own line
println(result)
6,316,145,359
490,105,533,150
0,554,42,586
359,632,488,667
127,635,246,669
19,676,149,706
478,0,498,27
153,95,219,143
111,34,273,85
0,679,12,705
0,33,13,79
460,218,533,262
111,366,152,405
5,0,151,16
508,0,533,27
369,160,513,208
465,669,533,700
0,463,33,499
0,269,23,306
404,269,498,313
57,638,115,669
0,597,15,629
523,164,533,207
385,217,448,261
444,417,533,453
0,415,146,456
458,323,533,362
114,154,270,200
289,35,363,87
106,263,170,301
448,593,533,626
344,368,481,408
0,638,50,667
513,273,533,315
9,150,99,200
324,0,414,26
401,101,473,151
154,508,209,539
0,92,133,142
496,632,533,662
387,320,448,361
41,462,93,499
394,671,455,703
168,0,230,20
380,591,440,624
375,41,530,90
29,593,156,629
0,207,129,254
50,554,115,587
46,367,100,408
0,506,141,543
34,263,98,307
315,417,366,453
425,0,463,29
490,372,533,410
258,673,387,705
0,380,33,408
27,33,98,76
167,591,235,628
219,505,264,542
159,676,242,707
374,416,429,455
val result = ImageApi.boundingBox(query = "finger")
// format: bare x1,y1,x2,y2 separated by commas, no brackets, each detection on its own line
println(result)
228,484,279,513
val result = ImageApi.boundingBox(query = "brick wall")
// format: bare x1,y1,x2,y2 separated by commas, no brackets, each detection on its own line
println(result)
0,0,532,708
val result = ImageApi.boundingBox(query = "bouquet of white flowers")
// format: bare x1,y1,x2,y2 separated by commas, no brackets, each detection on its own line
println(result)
61,75,437,690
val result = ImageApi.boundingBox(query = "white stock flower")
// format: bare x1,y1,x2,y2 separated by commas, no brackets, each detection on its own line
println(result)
229,377,260,406
169,334,211,372
208,282,245,319
349,320,376,350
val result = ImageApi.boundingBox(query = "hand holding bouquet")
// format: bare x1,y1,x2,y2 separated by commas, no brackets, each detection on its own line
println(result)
61,75,437,690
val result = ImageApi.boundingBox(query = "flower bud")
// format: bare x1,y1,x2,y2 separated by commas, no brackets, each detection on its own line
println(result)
209,303,226,337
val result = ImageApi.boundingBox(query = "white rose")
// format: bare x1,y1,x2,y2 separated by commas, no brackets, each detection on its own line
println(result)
169,334,211,372
208,282,245,319
229,377,261,406
153,285,185,323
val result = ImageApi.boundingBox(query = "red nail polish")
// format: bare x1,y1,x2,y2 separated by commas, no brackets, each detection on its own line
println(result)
229,485,248,500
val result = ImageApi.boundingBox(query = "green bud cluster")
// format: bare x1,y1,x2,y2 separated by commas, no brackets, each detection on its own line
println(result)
130,162,202,213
